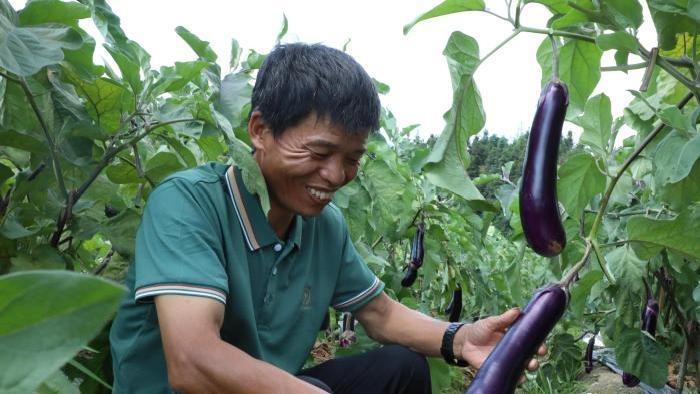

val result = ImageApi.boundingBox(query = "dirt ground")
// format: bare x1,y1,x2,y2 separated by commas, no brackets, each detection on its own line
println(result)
577,366,644,393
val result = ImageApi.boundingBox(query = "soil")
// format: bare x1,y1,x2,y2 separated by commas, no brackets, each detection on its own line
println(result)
577,366,643,393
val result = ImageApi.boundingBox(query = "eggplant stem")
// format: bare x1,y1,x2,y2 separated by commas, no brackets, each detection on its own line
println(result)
639,47,658,92
559,238,592,289
474,30,520,71
549,34,559,80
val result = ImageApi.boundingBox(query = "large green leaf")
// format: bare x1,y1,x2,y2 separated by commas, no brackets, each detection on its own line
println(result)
403,0,485,34
425,140,484,201
615,326,670,388
605,245,646,289
537,38,602,117
556,153,606,220
100,208,141,257
175,26,217,62
215,72,252,137
595,31,639,53
577,93,612,156
64,68,133,133
0,14,83,76
18,0,90,28
228,138,270,215
647,0,697,50
568,269,603,317
0,270,124,394
145,151,185,184
150,60,208,96
627,206,700,260
655,159,700,211
654,130,700,185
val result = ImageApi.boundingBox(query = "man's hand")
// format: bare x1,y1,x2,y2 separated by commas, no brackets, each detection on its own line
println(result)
455,308,547,374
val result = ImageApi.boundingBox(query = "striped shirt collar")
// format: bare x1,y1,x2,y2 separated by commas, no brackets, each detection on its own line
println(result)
224,165,303,251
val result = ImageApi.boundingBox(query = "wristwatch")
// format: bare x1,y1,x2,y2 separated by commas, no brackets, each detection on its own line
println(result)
440,322,469,366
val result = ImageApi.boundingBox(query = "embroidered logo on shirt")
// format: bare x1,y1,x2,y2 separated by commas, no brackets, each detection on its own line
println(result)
302,286,312,309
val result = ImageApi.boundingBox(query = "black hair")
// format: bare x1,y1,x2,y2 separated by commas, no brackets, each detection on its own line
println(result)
251,43,381,136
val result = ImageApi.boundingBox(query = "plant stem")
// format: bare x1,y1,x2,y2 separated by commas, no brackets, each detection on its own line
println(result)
591,239,614,283
518,25,595,43
677,337,689,393
601,63,649,72
474,29,521,71
483,9,511,23
589,92,694,240
15,76,69,200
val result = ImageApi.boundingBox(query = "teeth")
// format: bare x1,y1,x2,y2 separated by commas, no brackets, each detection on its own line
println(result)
309,187,332,200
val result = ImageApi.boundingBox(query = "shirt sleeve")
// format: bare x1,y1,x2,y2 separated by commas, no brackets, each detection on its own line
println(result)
133,178,228,305
331,220,384,312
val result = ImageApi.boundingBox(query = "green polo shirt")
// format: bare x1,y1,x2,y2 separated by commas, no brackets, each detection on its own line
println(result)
109,162,384,394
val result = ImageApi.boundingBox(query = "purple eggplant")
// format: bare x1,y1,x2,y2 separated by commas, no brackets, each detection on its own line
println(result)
622,373,640,387
447,287,463,323
465,285,568,394
519,80,568,257
401,223,425,287
584,335,595,373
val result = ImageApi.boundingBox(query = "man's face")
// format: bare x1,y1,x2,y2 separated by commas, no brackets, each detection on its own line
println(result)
251,112,368,219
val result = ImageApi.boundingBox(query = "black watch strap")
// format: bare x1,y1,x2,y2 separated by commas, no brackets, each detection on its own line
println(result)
440,322,469,366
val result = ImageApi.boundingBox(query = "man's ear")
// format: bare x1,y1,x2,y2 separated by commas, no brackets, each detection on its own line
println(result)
248,111,269,151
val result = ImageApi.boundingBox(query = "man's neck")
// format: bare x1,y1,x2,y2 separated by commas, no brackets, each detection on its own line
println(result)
266,206,294,240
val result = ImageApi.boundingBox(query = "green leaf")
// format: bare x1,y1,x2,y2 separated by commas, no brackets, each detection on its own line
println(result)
175,26,217,62
100,209,140,257
602,0,643,29
523,0,570,14
556,153,606,220
104,42,143,95
658,106,694,134
627,206,700,260
654,130,700,185
425,141,484,201
0,270,124,394
150,60,208,95
215,72,252,134
0,15,83,76
0,162,12,184
537,38,602,117
228,138,270,215
690,0,700,22
605,245,646,289
647,0,697,50
229,38,241,70
64,69,133,133
105,162,139,184
577,93,612,155
403,0,485,34
615,326,670,388
568,269,603,317
595,31,639,53
18,0,90,28
145,151,185,184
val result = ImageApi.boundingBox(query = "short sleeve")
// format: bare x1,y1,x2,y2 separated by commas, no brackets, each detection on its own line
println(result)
331,224,384,312
133,179,228,304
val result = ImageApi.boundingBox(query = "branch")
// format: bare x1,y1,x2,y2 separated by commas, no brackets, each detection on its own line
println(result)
482,9,512,23
474,29,521,71
92,249,115,275
73,118,195,202
518,25,595,43
588,92,694,240
559,238,592,288
0,72,70,200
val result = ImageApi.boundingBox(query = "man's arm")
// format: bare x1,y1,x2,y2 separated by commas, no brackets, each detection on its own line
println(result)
353,292,544,369
155,295,327,394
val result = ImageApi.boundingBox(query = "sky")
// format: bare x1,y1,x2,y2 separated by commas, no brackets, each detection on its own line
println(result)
11,0,658,142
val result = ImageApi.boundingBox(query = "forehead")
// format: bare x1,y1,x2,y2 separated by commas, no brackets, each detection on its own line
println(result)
286,114,369,149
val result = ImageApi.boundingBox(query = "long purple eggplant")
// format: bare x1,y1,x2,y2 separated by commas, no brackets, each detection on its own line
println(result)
447,287,463,323
401,223,425,287
584,335,595,373
465,285,568,394
622,282,659,387
519,80,568,257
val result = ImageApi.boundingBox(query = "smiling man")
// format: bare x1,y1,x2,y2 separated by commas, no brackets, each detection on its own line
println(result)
109,43,543,394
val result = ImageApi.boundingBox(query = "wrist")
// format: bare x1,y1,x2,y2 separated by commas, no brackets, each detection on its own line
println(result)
440,322,468,366
452,323,468,361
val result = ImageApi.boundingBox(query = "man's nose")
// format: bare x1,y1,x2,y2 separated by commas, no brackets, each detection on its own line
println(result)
320,158,346,187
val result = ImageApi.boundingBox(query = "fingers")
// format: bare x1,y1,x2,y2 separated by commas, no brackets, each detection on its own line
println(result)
518,374,527,385
526,358,539,371
537,344,547,357
489,308,521,330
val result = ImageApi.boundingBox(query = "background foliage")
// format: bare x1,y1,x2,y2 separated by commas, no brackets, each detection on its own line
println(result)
0,0,699,393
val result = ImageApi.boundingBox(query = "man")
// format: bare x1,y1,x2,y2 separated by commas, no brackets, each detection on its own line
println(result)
110,43,543,393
